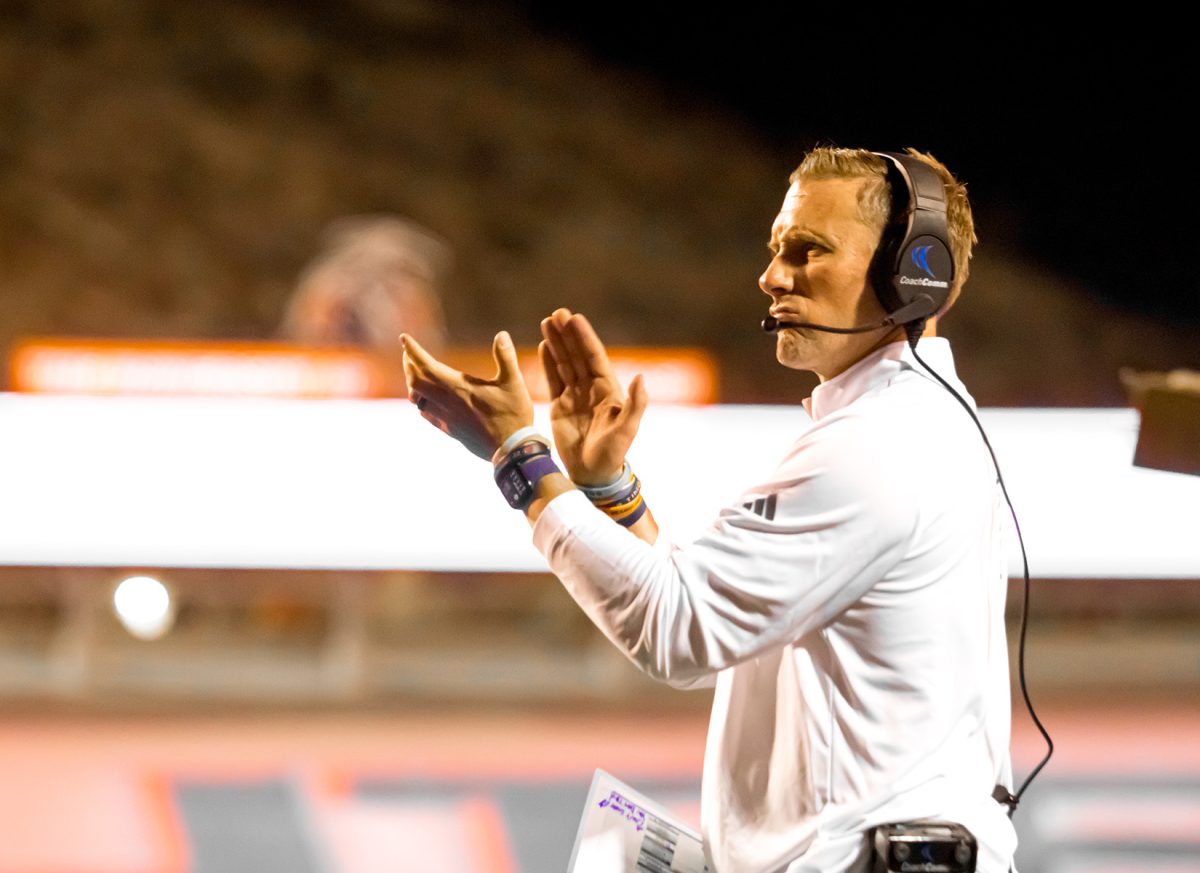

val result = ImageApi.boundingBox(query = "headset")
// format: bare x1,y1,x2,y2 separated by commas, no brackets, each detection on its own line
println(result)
869,151,956,340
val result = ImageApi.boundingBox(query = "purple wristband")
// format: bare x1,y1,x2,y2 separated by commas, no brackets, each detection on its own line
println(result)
521,453,561,487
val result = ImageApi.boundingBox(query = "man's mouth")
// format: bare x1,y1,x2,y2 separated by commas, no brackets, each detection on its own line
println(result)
769,311,803,329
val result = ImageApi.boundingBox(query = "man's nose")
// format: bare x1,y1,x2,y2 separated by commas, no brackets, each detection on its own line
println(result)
759,257,791,298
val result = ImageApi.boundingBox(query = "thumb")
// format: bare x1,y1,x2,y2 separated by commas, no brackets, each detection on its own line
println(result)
492,331,522,385
617,374,648,434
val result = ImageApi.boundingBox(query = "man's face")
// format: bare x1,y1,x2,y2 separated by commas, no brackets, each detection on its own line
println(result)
759,176,899,381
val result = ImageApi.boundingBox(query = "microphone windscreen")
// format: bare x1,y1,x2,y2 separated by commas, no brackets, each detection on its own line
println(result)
761,316,780,333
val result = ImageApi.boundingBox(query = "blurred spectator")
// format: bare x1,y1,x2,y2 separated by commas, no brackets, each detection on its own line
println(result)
281,216,452,354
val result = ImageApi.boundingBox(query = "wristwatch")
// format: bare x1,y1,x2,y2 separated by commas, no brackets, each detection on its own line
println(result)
494,440,559,510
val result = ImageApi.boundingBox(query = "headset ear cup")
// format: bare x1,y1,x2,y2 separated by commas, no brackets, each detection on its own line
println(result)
872,151,955,324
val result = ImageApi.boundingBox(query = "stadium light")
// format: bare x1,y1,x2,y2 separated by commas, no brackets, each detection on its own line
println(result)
112,574,175,640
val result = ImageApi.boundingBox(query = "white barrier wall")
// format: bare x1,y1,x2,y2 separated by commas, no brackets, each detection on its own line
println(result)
0,395,1196,577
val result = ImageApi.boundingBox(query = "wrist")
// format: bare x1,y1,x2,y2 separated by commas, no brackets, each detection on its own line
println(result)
494,437,561,511
570,463,627,489
574,461,633,501
492,426,546,467
576,463,647,528
523,471,574,525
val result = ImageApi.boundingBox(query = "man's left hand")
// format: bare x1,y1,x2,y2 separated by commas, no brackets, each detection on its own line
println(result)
401,331,534,461
539,308,647,486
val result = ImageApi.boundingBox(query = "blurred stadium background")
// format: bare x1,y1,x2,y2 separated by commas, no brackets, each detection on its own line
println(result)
1,2,1198,871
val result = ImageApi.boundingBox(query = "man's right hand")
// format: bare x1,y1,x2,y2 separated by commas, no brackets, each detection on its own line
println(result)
539,308,648,486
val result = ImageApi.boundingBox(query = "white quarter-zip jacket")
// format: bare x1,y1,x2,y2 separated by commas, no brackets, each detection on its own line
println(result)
532,338,1018,873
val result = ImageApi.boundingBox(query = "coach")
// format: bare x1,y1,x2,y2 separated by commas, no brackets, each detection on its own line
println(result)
402,147,1017,873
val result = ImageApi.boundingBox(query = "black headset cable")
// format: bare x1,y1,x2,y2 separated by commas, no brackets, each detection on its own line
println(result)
907,331,1054,817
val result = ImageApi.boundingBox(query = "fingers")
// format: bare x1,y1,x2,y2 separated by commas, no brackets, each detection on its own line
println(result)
400,329,470,413
555,311,593,381
540,309,580,387
402,334,451,405
539,340,566,399
541,308,617,389
563,313,613,380
400,333,461,387
616,373,648,434
491,331,522,386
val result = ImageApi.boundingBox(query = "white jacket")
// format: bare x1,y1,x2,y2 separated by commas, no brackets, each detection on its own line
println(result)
533,338,1018,873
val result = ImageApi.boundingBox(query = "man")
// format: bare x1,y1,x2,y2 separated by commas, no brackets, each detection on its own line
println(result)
402,147,1017,872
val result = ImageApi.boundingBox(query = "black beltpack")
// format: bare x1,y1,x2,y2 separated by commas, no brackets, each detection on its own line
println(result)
870,821,978,873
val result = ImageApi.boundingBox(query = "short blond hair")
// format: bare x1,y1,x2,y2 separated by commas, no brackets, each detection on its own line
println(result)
790,147,976,314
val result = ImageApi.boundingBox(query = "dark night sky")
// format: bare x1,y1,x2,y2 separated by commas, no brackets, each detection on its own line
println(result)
519,7,1198,327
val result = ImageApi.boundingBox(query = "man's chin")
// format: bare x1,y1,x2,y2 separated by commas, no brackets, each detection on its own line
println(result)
775,331,815,371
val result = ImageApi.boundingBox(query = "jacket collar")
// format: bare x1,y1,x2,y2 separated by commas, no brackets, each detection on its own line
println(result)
802,337,959,421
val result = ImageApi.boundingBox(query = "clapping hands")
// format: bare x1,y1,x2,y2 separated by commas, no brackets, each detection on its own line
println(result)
401,309,647,488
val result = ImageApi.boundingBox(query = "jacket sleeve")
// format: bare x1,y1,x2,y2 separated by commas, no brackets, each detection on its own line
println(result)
531,419,918,687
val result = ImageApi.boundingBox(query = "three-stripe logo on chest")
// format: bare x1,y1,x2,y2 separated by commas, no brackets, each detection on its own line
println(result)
742,493,778,521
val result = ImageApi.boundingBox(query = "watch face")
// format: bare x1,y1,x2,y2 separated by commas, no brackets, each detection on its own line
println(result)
495,448,557,511
497,462,534,509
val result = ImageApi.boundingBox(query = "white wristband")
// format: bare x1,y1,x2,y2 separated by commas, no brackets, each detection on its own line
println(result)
575,461,634,501
492,426,549,467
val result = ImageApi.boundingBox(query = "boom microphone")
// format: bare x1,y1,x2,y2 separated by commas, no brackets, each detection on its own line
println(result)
761,294,938,335
762,315,883,335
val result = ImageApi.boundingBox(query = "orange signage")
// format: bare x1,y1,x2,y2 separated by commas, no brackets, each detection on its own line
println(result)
8,339,719,403
9,338,389,399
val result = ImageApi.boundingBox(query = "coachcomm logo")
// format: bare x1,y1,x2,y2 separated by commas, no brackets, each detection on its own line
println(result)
911,245,936,278
903,245,950,289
